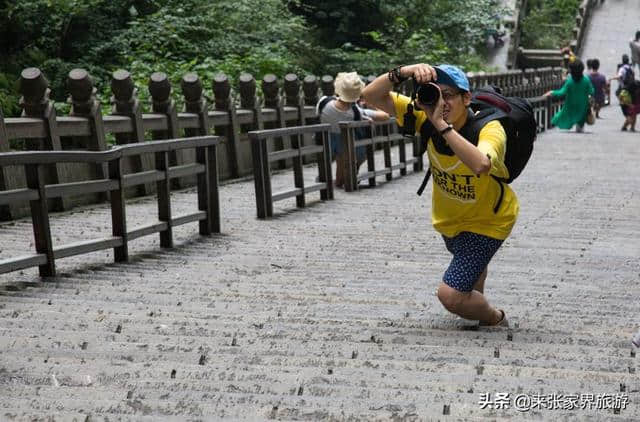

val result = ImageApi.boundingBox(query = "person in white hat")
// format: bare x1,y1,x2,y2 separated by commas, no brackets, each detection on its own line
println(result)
316,72,389,188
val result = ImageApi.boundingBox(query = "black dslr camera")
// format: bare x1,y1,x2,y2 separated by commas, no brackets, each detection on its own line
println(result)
401,79,441,137
416,82,440,106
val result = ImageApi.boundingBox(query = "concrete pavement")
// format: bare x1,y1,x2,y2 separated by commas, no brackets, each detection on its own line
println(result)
1,101,639,420
1,2,640,418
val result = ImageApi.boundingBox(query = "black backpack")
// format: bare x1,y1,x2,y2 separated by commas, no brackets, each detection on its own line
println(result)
622,64,635,88
415,86,537,213
317,96,370,139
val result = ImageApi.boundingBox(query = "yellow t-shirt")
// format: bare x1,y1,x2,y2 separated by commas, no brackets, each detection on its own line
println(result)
393,92,519,240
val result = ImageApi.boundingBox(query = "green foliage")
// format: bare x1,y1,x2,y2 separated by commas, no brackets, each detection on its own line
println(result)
0,0,576,118
521,0,582,49
293,0,507,74
286,0,385,49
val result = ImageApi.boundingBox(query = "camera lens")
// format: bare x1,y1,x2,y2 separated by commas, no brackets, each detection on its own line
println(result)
417,82,440,105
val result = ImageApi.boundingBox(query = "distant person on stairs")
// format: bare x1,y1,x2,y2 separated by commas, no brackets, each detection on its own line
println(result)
543,58,594,133
630,31,640,73
587,58,607,118
610,54,639,131
316,72,390,188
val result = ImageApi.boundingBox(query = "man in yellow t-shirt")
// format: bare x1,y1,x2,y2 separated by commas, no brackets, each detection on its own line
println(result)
362,63,519,327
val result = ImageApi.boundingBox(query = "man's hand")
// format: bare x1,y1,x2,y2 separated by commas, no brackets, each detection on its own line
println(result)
422,86,448,131
400,63,438,84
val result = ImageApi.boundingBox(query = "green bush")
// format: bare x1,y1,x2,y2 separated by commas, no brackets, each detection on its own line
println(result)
0,0,531,118
521,0,582,49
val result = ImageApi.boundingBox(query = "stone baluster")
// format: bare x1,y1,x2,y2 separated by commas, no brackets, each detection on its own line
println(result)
284,73,304,124
262,74,287,169
182,72,210,137
240,72,263,175
0,106,10,220
320,75,334,97
67,68,108,197
303,75,319,107
284,74,307,163
213,73,240,178
523,68,535,98
149,72,182,188
19,67,65,211
111,69,152,196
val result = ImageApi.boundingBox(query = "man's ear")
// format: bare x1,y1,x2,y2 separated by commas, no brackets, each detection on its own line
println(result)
462,91,472,106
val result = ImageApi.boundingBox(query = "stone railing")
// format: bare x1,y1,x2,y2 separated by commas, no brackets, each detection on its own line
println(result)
570,0,598,57
0,66,564,220
506,0,528,69
516,0,597,69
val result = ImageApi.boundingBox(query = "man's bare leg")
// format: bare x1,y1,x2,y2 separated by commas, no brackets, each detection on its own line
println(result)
473,268,488,294
437,282,502,325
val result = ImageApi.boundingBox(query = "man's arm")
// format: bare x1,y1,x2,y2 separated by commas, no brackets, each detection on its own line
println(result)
365,109,390,121
362,64,438,116
438,125,492,175
544,78,569,97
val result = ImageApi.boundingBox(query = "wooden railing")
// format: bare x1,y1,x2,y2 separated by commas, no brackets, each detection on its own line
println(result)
338,119,421,192
0,135,220,277
248,124,333,219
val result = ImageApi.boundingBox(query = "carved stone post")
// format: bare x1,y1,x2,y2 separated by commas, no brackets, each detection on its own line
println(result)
213,73,240,178
284,73,304,124
181,72,212,192
67,69,108,198
303,76,321,164
240,73,263,130
262,74,287,169
0,106,10,220
303,75,319,107
111,69,151,196
0,106,8,153
182,72,210,137
284,74,307,163
19,68,65,211
149,72,182,188
320,75,334,97
475,71,487,89
524,68,535,98
239,73,263,176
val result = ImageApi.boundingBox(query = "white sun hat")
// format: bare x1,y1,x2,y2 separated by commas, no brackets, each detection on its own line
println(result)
334,72,365,103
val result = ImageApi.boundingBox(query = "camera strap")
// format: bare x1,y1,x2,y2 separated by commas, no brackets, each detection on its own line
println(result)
400,79,420,137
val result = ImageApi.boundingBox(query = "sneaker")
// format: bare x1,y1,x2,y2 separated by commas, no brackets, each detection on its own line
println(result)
495,310,509,327
479,310,509,327
621,126,628,131
576,125,584,133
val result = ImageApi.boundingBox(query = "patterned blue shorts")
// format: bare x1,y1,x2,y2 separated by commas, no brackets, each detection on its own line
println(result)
442,231,504,292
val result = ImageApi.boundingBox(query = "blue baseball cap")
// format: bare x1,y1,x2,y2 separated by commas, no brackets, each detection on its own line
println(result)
434,65,470,92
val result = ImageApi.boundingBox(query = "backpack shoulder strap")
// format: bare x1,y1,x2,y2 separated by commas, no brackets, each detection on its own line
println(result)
351,103,362,121
416,120,435,196
316,95,336,116
417,168,431,196
457,107,501,147
416,108,502,197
